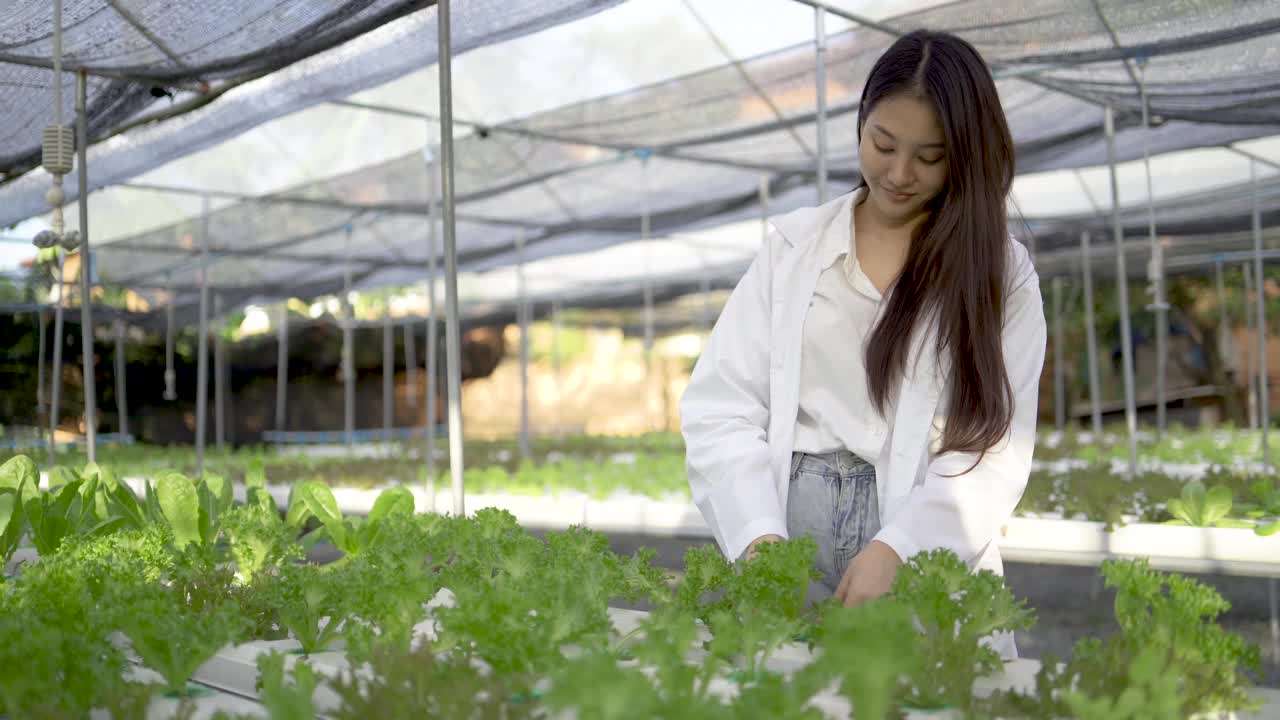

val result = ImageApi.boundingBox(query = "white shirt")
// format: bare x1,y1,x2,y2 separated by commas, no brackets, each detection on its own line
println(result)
679,191,1045,661
793,189,893,460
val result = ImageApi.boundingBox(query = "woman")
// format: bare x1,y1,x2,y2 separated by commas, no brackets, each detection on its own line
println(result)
679,29,1044,659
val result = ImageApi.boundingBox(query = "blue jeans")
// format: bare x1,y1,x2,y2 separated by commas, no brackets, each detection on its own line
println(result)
786,450,881,603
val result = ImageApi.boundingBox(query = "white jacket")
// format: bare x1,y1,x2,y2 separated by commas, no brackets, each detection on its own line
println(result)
681,191,1045,613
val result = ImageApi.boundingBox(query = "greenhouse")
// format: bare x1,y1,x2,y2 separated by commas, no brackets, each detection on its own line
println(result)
2,0,1280,717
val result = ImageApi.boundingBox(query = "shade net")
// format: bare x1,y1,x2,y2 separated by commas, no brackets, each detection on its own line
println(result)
0,0,625,223
7,0,1280,322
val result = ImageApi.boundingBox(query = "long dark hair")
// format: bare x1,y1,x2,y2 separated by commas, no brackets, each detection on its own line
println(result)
860,30,1016,464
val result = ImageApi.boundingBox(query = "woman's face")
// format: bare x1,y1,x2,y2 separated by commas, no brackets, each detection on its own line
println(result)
857,92,948,226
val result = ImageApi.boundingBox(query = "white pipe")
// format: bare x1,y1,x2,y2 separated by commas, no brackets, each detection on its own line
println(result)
1105,106,1140,477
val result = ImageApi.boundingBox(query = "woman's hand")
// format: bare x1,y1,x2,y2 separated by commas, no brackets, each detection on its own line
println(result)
835,540,902,607
744,533,784,561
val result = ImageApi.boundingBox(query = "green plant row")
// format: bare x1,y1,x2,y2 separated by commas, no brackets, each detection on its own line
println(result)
1018,465,1280,536
1032,425,1272,466
0,455,1268,719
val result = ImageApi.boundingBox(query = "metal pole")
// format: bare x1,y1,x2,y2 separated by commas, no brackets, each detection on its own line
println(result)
1053,277,1065,431
759,175,771,243
438,0,467,517
383,311,394,437
50,250,65,466
1214,257,1236,425
641,159,656,431
425,151,439,502
343,226,355,447
1252,160,1271,468
1082,232,1104,437
214,293,225,451
1269,579,1279,682
1106,106,1140,477
1245,262,1259,432
36,310,47,451
1139,64,1168,438
813,6,828,204
163,279,176,401
517,228,531,460
551,297,563,438
699,264,713,334
114,317,128,439
404,320,417,409
196,194,211,477
1214,257,1231,374
76,70,96,463
275,304,288,431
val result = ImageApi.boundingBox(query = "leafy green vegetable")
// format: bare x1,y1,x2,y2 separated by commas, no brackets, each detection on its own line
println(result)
702,537,819,678
220,501,303,584
328,640,535,720
890,549,1035,712
117,590,247,694
806,599,923,720
267,562,352,655
154,471,202,549
1164,481,1253,528
252,652,319,720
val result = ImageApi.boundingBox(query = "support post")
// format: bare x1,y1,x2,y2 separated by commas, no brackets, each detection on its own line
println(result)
1082,232,1104,437
404,320,417,409
438,0,468,517
383,311,394,437
36,310,47,451
343,227,355,448
641,159,656,432
1106,106,1140,477
813,6,828,204
1246,262,1259,431
1053,277,1065,431
195,194,211,477
114,317,128,439
517,228,531,460
164,280,176,401
76,70,96,462
424,148,440,507
275,304,288,431
551,297,563,438
1139,66,1168,438
214,293,226,451
1252,160,1271,467
50,250,65,466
